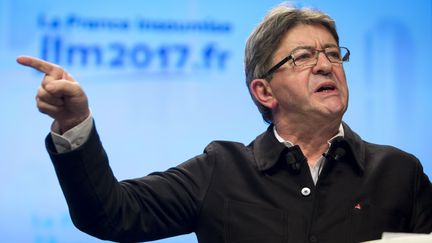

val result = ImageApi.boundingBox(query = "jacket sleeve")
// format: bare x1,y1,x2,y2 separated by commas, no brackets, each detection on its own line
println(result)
46,123,216,242
410,160,432,233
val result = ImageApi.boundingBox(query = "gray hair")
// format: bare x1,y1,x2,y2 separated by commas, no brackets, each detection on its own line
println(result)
244,4,339,123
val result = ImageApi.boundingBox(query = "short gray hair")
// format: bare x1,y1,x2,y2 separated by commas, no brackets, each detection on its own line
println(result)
244,4,339,123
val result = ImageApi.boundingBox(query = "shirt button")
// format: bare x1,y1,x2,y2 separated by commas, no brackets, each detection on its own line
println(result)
301,187,311,196
309,235,318,243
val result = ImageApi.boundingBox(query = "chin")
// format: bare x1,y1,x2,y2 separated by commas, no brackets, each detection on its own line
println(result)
321,106,346,120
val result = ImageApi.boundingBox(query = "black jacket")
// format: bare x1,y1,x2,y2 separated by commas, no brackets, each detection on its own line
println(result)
47,122,432,243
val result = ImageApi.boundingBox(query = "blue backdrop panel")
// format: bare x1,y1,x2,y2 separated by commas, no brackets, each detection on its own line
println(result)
0,0,430,242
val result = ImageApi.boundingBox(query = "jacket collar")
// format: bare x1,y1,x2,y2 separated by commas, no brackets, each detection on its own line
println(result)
252,122,365,173
340,122,365,172
252,125,287,171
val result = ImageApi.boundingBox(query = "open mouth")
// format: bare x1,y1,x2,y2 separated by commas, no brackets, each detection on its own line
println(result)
315,83,337,93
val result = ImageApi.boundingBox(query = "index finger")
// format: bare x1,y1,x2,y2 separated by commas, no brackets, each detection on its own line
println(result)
16,55,64,78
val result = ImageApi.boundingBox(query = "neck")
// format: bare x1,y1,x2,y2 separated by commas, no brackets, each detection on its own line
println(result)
274,117,341,166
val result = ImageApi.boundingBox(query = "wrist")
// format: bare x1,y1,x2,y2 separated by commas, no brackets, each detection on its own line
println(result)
54,112,90,135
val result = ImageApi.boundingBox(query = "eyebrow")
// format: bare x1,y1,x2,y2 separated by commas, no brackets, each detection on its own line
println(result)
287,43,339,54
321,43,339,49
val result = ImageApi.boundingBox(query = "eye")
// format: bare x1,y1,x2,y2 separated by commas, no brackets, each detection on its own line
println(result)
292,49,314,63
325,49,342,61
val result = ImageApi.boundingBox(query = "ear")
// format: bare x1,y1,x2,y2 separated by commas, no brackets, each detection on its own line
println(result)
250,78,278,109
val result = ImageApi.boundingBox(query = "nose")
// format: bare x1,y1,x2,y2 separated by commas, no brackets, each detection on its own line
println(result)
312,51,332,75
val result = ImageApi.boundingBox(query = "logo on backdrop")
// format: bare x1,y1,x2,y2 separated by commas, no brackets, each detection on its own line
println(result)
37,13,233,76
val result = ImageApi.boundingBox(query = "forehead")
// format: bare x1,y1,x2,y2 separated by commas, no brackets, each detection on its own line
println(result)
274,24,337,57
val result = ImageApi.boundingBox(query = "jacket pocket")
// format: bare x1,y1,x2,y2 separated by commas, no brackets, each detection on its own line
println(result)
348,201,407,242
224,199,287,243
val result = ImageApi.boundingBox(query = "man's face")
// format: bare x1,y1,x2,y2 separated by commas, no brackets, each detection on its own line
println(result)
268,24,349,122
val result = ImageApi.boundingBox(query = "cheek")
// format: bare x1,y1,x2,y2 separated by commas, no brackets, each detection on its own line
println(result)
336,70,348,92
277,83,306,99
271,72,310,101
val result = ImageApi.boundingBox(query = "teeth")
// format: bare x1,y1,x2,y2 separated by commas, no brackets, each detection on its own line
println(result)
317,86,335,92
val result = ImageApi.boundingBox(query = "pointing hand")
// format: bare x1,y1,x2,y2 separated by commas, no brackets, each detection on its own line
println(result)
17,56,90,133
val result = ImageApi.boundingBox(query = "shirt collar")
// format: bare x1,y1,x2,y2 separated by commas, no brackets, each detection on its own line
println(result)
273,124,345,148
252,123,364,173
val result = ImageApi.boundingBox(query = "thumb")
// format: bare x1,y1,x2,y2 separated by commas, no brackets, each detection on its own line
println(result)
45,80,84,98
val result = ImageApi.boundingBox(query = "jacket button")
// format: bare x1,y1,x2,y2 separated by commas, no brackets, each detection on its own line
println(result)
309,235,318,243
301,187,311,196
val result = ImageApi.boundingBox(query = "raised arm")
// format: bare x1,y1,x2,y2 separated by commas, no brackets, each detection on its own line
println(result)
16,56,209,242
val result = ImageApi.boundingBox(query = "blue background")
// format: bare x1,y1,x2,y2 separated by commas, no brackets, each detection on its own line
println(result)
0,0,431,242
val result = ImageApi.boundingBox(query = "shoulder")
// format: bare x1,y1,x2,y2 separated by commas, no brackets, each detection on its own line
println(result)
342,122,421,170
364,141,420,164
361,141,423,178
203,140,252,158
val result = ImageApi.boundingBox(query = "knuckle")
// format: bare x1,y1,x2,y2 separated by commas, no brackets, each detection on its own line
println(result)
37,86,44,95
37,103,55,116
36,103,46,113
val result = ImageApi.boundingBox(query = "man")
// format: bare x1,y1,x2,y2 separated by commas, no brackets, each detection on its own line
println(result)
17,4,432,243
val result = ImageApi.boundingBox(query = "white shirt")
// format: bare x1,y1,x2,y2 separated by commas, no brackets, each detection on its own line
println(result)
51,114,93,153
273,125,344,185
